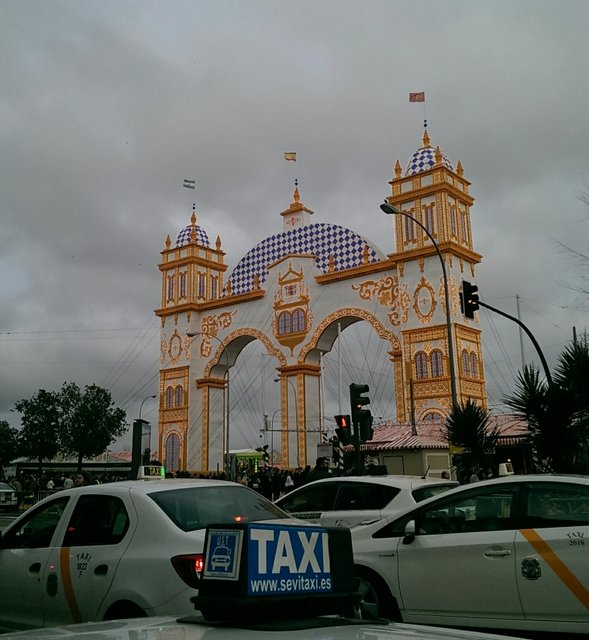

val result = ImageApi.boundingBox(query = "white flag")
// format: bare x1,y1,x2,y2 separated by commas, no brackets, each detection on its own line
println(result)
183,179,196,189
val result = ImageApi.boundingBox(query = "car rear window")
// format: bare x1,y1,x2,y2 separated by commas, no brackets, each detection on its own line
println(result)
149,485,289,532
412,482,458,503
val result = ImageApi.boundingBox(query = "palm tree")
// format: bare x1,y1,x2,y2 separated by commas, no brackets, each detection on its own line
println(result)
506,334,589,474
443,400,499,483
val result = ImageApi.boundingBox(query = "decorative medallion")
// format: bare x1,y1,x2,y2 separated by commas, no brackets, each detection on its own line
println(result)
413,276,437,323
168,329,183,365
352,275,409,326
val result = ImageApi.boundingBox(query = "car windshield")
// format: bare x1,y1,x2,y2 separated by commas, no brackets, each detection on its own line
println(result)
412,482,457,503
148,485,289,532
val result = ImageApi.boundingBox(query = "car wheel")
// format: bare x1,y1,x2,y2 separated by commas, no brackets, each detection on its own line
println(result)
103,601,147,620
354,566,400,621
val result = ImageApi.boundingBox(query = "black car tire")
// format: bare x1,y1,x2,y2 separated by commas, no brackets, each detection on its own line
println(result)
354,565,401,621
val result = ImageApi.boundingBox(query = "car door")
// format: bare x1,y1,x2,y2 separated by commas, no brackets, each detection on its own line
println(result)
42,493,134,626
397,485,524,626
516,481,589,627
0,496,70,630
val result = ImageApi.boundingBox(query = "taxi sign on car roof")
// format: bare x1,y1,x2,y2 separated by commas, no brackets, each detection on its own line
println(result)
192,522,357,621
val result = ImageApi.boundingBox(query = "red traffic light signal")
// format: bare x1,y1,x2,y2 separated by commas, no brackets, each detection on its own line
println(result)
334,414,352,446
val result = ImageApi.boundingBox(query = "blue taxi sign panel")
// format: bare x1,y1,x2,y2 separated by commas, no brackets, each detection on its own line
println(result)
203,529,243,580
193,522,356,622
247,524,332,596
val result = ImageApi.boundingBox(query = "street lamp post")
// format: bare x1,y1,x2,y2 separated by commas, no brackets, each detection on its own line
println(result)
381,202,458,409
139,394,157,421
187,331,231,478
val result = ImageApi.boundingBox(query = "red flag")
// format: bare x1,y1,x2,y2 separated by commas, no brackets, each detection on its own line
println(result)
409,92,425,103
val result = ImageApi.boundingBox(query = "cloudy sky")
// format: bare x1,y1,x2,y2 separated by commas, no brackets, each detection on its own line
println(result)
1,0,588,453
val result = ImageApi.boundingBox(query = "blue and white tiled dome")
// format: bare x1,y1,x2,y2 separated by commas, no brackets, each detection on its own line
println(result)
404,130,453,177
176,219,210,247
405,146,453,177
224,223,384,296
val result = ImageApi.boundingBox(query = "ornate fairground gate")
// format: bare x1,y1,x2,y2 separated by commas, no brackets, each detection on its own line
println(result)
155,130,488,473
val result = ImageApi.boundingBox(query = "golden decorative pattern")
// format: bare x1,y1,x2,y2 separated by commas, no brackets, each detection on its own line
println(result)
412,276,437,323
200,311,236,357
352,275,410,326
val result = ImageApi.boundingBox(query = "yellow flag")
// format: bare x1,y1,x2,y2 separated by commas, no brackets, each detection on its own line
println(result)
283,152,296,161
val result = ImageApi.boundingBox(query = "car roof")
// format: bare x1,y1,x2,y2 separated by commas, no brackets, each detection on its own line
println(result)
34,478,250,500
283,475,458,489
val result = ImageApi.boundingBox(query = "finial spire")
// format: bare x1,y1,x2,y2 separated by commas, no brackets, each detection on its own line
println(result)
422,129,431,148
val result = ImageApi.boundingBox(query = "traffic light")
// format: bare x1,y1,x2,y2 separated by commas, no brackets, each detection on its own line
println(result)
350,383,373,443
334,414,352,446
460,280,480,319
350,383,370,424
359,412,374,442
331,437,341,464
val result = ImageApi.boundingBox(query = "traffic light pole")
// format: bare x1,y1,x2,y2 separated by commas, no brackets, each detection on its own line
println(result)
477,300,553,386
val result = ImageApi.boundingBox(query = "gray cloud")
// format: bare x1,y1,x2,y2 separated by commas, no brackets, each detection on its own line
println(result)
1,0,587,451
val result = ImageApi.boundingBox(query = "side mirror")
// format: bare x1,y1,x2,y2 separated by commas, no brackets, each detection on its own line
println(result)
402,519,416,545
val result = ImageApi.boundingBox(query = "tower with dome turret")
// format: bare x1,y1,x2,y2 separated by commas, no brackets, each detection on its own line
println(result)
155,129,487,475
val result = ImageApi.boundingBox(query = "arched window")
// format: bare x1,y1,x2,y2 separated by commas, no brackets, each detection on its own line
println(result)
165,433,180,473
198,273,206,298
291,309,305,332
415,351,428,379
424,205,435,236
470,351,478,379
179,272,187,299
165,386,174,408
424,412,443,423
167,274,175,302
450,206,458,236
405,215,415,241
278,311,291,335
461,349,471,378
211,276,218,300
174,386,184,407
430,349,443,378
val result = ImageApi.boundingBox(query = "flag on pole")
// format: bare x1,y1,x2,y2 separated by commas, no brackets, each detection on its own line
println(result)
409,92,425,103
183,179,196,189
283,152,296,162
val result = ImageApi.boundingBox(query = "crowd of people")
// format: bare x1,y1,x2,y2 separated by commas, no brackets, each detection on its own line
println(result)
3,457,336,508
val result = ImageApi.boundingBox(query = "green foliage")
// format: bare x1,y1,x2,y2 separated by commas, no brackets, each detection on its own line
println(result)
12,382,128,473
443,399,499,482
14,389,61,472
58,382,128,469
0,420,19,472
506,334,589,473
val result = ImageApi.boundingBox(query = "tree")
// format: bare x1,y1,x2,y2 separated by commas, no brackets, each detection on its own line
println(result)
443,399,499,482
14,389,61,475
0,420,19,478
506,335,589,473
58,382,128,471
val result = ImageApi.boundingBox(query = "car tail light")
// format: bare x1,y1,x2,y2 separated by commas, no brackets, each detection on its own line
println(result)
171,553,204,588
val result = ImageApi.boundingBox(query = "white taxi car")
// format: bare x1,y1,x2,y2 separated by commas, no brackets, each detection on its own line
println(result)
1,518,528,640
351,474,589,635
275,474,457,528
0,479,292,632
